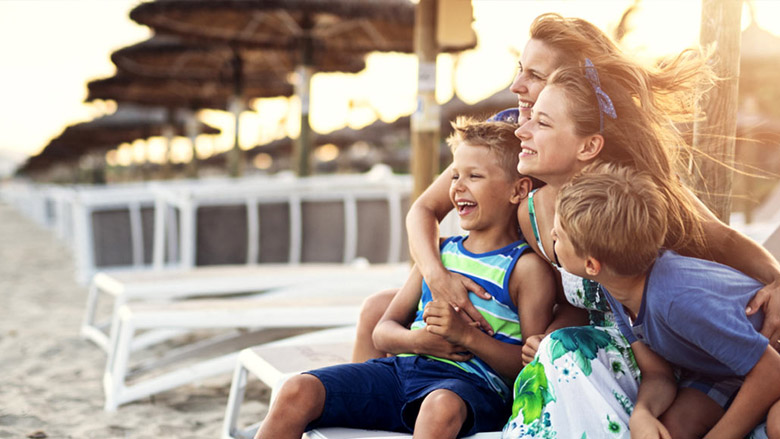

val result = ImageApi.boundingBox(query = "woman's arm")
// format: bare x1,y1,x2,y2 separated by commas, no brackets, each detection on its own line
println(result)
521,276,589,365
406,164,492,332
628,341,677,439
372,265,473,362
686,188,780,345
513,252,557,344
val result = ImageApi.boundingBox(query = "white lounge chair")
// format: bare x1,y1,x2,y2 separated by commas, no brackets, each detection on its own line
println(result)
82,168,411,352
101,264,408,411
83,262,405,353
221,327,501,439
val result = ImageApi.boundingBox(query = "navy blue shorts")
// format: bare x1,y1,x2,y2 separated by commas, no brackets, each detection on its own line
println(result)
304,355,510,436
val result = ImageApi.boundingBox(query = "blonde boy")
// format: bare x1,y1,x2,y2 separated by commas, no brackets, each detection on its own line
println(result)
551,162,780,438
256,117,555,439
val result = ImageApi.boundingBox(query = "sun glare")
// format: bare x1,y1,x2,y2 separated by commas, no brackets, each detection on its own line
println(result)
3,0,780,172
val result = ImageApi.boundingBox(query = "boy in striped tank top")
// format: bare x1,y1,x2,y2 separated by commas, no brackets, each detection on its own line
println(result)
256,117,557,439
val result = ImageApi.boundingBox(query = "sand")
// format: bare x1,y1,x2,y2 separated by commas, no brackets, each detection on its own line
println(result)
0,202,271,439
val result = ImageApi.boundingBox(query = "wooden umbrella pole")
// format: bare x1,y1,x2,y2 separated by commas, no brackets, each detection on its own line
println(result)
691,0,742,223
228,51,245,177
411,0,440,201
183,108,200,179
294,31,314,177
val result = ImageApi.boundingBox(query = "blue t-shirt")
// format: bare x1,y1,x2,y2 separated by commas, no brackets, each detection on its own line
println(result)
604,250,768,379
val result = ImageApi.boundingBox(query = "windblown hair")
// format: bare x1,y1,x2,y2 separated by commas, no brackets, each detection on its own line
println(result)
556,162,668,276
446,116,524,181
544,52,712,258
529,13,714,126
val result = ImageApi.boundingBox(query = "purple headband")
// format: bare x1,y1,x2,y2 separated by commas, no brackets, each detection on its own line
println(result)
584,58,617,133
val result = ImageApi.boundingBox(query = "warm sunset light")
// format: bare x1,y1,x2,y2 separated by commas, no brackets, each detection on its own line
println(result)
2,0,780,177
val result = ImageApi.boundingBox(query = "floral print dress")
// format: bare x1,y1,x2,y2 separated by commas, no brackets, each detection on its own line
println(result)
502,190,640,439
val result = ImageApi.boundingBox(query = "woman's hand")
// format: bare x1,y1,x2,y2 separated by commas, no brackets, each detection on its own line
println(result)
425,267,494,335
521,334,544,365
746,280,780,350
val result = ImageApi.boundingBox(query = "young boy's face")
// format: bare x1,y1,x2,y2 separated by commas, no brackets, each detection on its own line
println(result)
551,212,589,278
449,141,517,232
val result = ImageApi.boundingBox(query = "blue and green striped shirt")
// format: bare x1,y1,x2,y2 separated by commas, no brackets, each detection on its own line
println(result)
408,235,530,400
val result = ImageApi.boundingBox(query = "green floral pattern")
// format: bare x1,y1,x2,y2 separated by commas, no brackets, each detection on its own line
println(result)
502,269,640,439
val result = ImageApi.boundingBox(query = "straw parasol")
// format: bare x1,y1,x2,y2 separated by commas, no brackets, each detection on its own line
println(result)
86,71,293,177
111,33,368,176
18,105,220,179
233,88,515,173
129,0,475,176
86,74,293,111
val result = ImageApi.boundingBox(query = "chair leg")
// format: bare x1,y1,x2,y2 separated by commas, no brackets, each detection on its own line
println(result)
222,360,249,439
103,307,134,412
80,281,102,343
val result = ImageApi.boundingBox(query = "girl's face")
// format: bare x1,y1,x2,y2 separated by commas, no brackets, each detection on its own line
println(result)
509,39,561,121
514,85,588,184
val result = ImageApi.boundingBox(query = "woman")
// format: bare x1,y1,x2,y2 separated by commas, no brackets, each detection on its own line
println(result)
400,13,780,438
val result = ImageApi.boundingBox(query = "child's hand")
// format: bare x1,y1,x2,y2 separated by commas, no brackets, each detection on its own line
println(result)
628,408,671,439
521,334,544,365
426,269,494,335
423,300,477,347
411,327,473,361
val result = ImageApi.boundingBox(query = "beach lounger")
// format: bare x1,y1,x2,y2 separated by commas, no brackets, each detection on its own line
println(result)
82,262,404,353
82,167,411,351
220,327,501,439
103,267,408,411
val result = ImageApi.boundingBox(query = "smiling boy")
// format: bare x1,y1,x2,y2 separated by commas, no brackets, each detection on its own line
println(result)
255,117,556,439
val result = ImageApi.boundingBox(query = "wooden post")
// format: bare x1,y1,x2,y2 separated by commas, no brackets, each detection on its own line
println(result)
293,33,314,177
411,0,440,201
691,0,742,223
227,51,245,178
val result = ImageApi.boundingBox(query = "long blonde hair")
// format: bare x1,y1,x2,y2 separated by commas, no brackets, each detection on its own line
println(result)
546,56,713,257
531,13,713,118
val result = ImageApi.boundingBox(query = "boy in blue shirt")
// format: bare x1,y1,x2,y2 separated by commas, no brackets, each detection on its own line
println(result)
255,117,557,439
551,162,780,439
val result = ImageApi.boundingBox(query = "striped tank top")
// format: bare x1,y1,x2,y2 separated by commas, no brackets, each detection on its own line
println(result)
408,235,530,399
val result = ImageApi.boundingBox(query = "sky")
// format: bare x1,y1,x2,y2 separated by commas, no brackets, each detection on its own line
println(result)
1,0,780,175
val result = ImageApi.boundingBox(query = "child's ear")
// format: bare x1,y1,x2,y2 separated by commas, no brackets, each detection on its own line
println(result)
578,134,604,162
584,256,602,277
510,177,533,204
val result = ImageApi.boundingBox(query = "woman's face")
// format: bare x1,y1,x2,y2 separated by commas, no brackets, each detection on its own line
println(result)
509,38,561,121
514,85,588,184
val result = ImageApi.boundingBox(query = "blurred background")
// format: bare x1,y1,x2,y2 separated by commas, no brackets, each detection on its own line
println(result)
2,0,780,218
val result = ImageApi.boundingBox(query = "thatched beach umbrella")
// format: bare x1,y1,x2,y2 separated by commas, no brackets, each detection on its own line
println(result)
86,71,293,177
129,0,474,176
111,34,367,176
19,105,220,179
86,73,293,111
235,88,515,174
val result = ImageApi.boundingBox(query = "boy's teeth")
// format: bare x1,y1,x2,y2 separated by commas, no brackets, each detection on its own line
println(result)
522,148,537,155
519,101,533,109
457,201,476,206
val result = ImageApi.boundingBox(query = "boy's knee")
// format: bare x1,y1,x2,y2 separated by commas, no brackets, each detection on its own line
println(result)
418,389,467,425
275,373,325,409
659,396,720,439
767,401,780,438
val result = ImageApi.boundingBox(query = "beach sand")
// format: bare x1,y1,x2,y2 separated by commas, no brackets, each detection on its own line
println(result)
0,202,271,439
